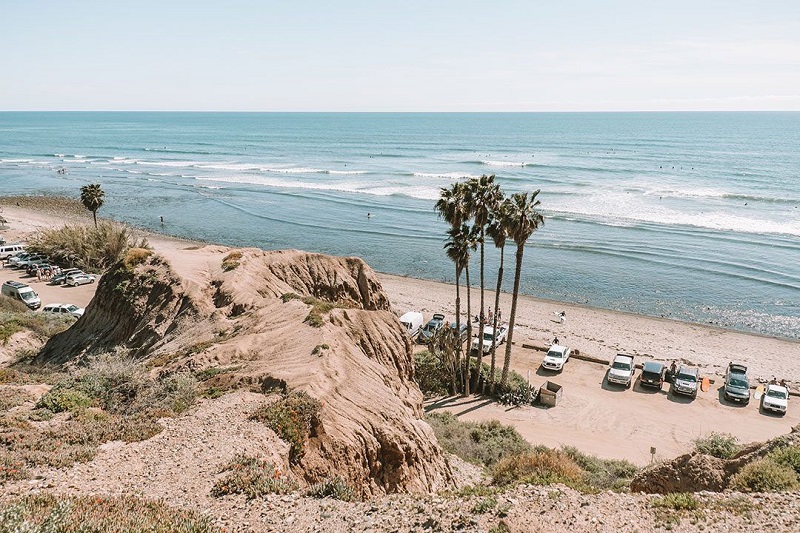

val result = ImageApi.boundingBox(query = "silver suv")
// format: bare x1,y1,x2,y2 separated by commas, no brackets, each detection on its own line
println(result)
671,366,699,398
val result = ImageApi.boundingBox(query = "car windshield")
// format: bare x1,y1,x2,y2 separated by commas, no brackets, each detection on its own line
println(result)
677,372,697,382
767,389,788,400
66,305,79,312
483,332,494,341
19,292,35,301
729,378,748,388
547,350,563,359
612,361,631,370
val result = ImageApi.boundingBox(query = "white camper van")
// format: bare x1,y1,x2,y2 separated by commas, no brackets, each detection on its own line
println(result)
1,280,41,309
399,311,424,338
0,244,25,260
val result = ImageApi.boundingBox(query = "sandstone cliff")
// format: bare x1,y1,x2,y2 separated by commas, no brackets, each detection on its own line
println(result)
38,247,454,497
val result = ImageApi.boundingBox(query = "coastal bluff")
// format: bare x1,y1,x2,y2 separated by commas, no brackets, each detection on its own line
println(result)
37,246,454,497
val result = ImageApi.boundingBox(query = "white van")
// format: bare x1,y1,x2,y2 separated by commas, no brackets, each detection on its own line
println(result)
0,244,25,260
1,280,41,309
399,311,424,338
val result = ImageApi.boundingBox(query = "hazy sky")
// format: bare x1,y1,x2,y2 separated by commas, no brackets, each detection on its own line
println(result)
2,1,799,111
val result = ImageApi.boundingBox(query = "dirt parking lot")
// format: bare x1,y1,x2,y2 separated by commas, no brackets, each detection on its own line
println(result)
424,342,800,465
2,266,99,310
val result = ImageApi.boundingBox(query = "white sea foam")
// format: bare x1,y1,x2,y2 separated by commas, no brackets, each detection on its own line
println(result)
325,170,368,175
0,159,32,163
482,160,528,167
413,172,480,180
263,167,324,174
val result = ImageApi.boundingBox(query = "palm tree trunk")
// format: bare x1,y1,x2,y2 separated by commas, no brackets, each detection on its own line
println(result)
500,243,525,387
463,266,472,397
489,244,505,395
453,269,462,395
479,227,485,323
92,210,98,228
474,228,485,391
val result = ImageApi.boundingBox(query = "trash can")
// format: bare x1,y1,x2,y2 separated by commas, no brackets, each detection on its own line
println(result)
539,380,563,407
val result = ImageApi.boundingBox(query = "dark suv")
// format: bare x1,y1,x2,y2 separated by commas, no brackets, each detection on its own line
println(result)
640,361,666,390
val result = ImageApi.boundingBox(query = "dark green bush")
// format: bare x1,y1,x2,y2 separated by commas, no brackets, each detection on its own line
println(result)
211,455,297,499
426,412,531,468
694,432,741,459
306,476,355,501
730,458,800,492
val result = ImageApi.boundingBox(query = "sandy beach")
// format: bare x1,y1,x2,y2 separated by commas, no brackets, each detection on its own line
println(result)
2,199,799,464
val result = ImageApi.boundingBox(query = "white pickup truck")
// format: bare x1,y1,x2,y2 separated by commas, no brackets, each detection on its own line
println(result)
471,323,509,354
607,353,635,388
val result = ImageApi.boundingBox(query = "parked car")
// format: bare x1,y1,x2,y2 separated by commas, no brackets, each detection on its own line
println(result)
471,323,509,354
399,311,424,338
14,254,46,269
640,361,667,390
50,268,83,285
1,280,41,309
541,344,572,372
26,262,52,276
41,303,84,318
418,313,446,343
65,273,96,287
451,323,468,344
724,363,751,404
6,252,34,267
607,354,635,388
671,366,700,398
761,384,789,415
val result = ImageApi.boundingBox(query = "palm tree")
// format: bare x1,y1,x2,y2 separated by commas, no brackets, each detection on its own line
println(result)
444,223,478,395
465,175,502,388
500,191,544,387
434,182,468,229
485,196,512,395
80,183,105,228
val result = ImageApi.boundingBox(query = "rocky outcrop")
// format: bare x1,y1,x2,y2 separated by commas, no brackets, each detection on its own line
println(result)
36,247,454,497
631,425,800,493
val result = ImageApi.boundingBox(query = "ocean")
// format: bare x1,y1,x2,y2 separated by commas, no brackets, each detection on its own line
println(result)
0,112,798,339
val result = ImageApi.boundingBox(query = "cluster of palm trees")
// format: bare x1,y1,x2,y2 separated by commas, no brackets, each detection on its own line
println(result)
434,175,544,396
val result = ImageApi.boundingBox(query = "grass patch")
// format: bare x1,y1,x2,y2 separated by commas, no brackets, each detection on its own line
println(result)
123,247,153,270
306,476,355,501
279,293,352,328
311,344,329,356
0,494,219,532
0,310,73,344
26,221,150,272
492,448,585,487
426,412,531,468
250,390,321,464
650,492,704,528
221,251,243,272
693,432,741,459
211,455,297,499
471,496,498,514
561,445,638,491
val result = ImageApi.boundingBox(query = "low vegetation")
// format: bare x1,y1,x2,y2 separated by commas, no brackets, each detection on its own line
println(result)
221,251,243,271
0,494,220,532
426,412,531,467
26,221,150,272
280,292,355,328
650,492,703,528
211,455,297,499
730,457,800,492
123,247,153,270
306,476,356,501
693,432,741,459
426,412,637,493
0,303,73,344
250,390,321,464
0,355,198,478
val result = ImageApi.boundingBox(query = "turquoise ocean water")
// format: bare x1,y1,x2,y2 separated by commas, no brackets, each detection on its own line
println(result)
0,112,798,339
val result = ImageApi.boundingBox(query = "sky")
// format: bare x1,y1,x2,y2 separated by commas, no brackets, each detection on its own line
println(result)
1,0,799,111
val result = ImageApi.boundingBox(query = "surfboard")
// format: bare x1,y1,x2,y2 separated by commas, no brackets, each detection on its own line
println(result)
700,376,710,392
754,384,765,400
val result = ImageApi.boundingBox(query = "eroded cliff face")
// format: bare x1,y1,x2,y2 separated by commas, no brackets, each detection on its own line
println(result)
37,247,454,496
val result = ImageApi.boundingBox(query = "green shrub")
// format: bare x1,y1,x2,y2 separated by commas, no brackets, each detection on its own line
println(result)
0,494,219,533
221,251,243,271
651,492,701,511
251,390,321,464
211,455,297,499
306,476,355,501
562,445,638,491
730,458,800,492
311,344,329,356
414,351,452,396
426,412,531,468
471,496,497,514
280,292,301,303
35,386,93,413
767,445,800,475
492,448,584,487
0,311,73,344
693,432,741,459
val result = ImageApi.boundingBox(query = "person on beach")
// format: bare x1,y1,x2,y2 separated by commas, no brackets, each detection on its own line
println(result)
552,336,559,345
559,311,566,324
